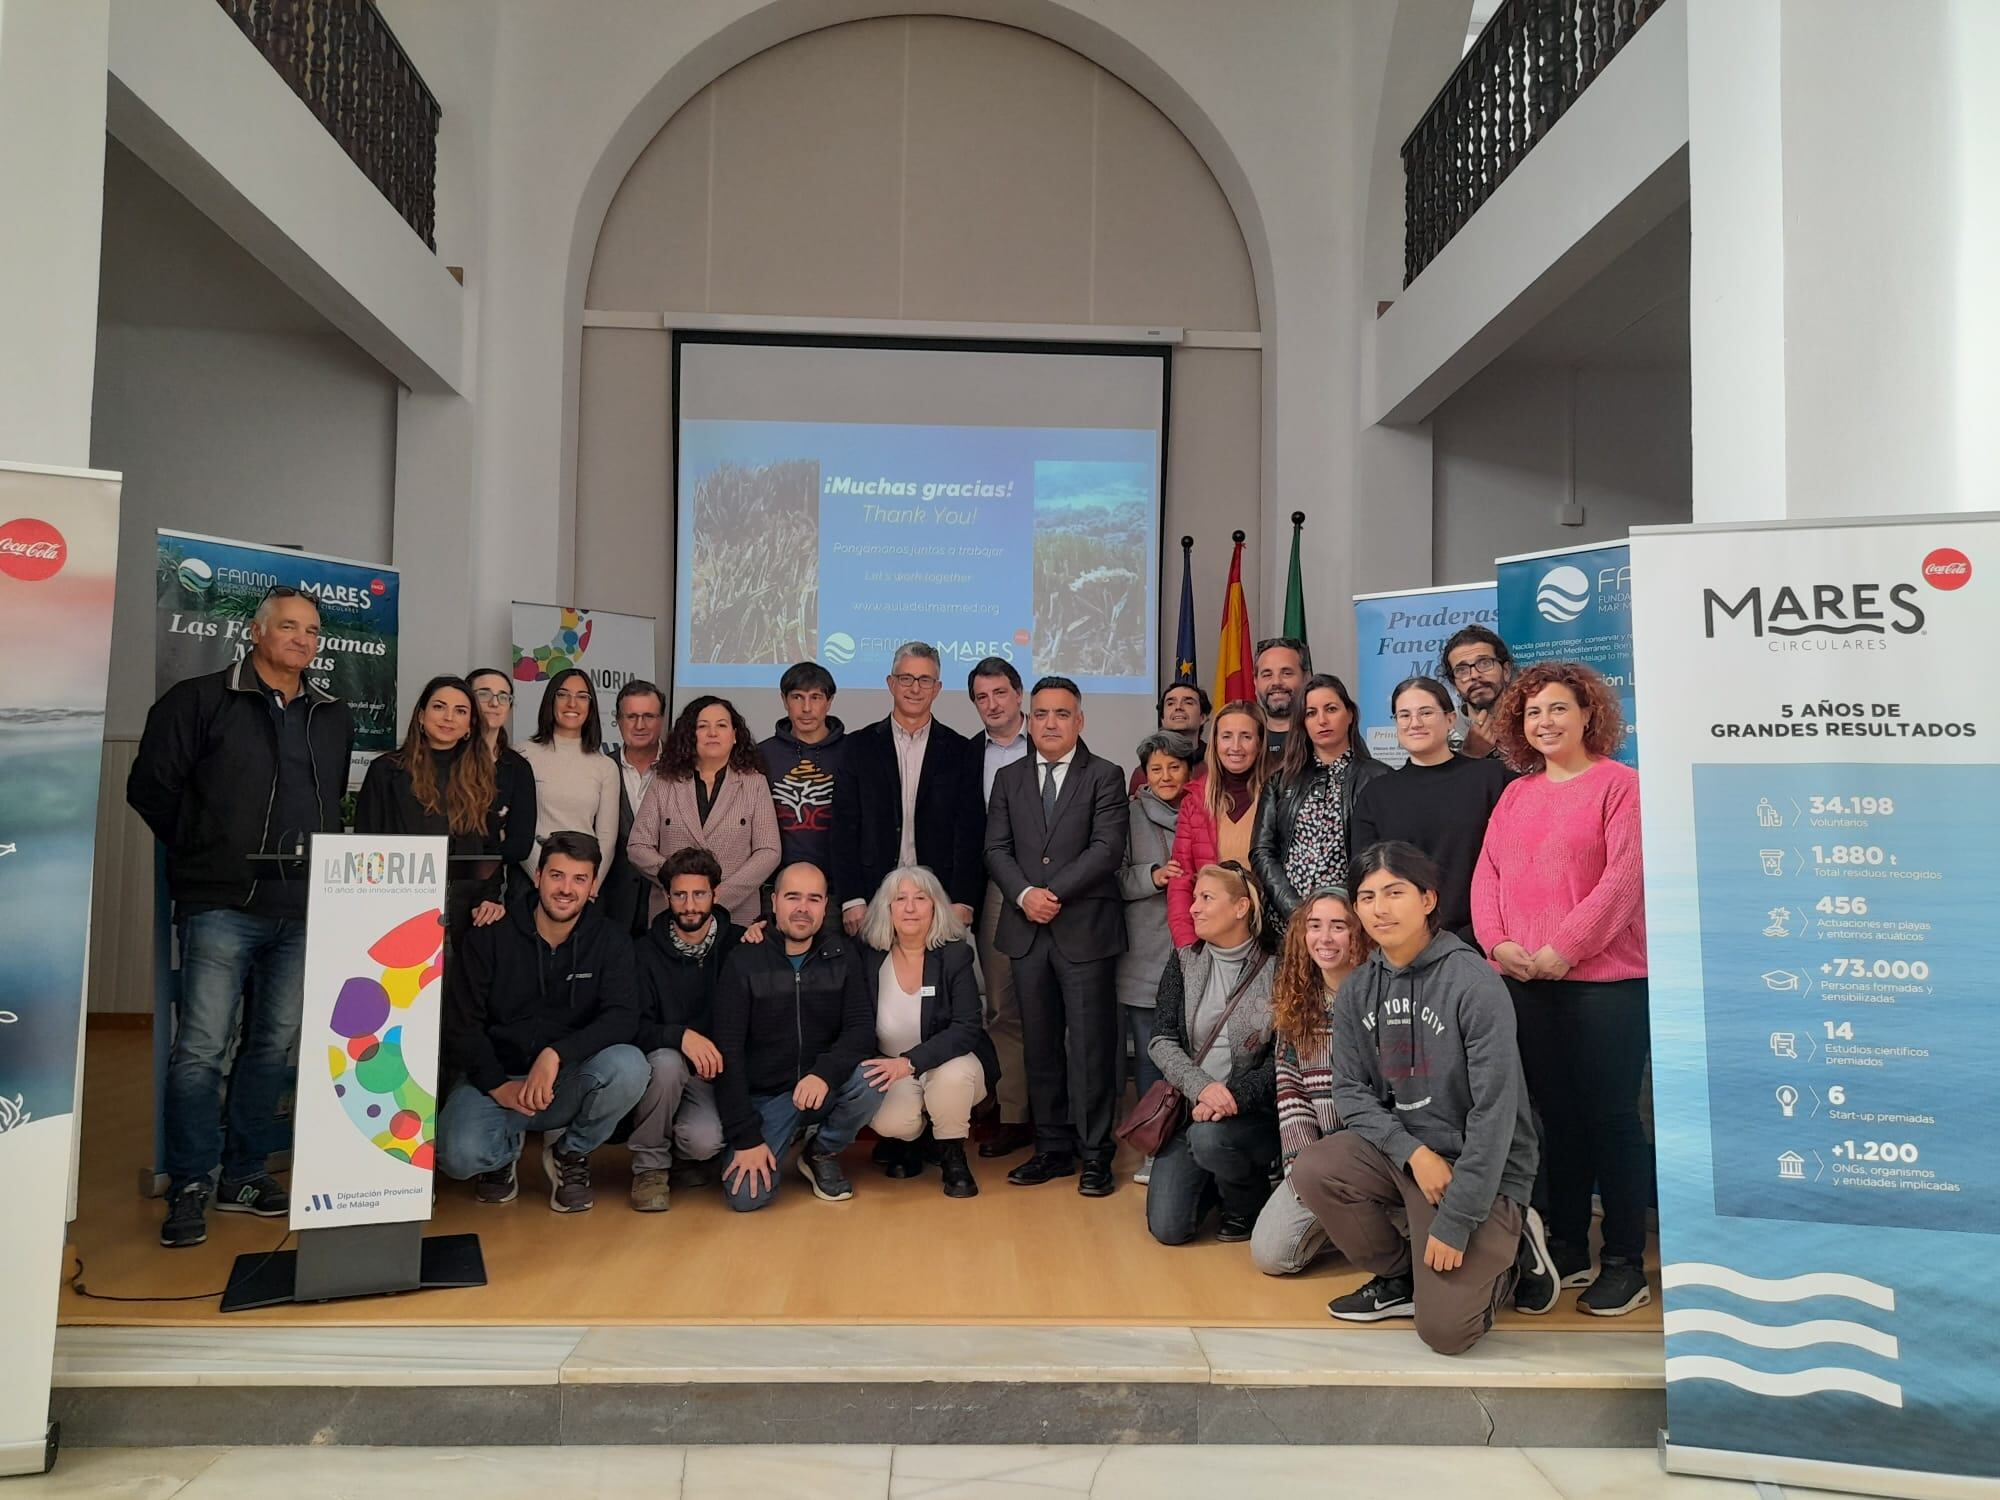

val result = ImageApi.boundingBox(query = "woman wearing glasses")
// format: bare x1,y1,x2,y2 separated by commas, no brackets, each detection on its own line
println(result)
1348,676,1512,945
466,668,538,882
515,667,621,897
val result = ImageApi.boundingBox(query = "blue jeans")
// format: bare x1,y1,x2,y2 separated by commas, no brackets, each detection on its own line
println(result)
724,1064,884,1213
166,909,307,1193
1146,1113,1279,1245
1115,1003,1163,1106
436,1045,649,1178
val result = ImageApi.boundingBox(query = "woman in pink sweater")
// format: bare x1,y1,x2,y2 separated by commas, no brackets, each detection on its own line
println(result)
1471,660,1649,1319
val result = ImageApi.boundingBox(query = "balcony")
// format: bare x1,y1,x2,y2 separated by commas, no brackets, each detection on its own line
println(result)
213,0,439,249
1402,0,1663,285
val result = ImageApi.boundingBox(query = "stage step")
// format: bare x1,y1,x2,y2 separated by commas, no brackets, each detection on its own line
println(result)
50,1324,1665,1449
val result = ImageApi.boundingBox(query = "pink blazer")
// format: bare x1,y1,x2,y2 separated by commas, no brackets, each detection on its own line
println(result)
627,768,781,925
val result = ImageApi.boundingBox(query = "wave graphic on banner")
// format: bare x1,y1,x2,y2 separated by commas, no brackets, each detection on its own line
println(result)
1664,1261,1903,1409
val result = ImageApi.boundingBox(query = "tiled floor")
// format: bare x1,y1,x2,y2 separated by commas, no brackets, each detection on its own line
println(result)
9,1445,1886,1498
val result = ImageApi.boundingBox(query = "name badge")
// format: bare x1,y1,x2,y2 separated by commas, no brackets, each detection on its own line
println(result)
920,985,936,997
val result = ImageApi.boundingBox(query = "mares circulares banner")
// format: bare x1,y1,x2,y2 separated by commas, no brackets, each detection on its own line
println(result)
1352,581,1496,767
155,529,399,777
1496,540,1637,766
509,602,656,755
0,463,120,1476
1633,513,2000,1497
289,834,448,1231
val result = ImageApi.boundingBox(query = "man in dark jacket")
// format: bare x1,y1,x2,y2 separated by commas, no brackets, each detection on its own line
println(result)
711,862,884,1210
758,660,849,876
985,677,1131,1196
600,680,664,937
623,847,740,1210
127,587,354,1249
830,642,984,929
437,831,647,1213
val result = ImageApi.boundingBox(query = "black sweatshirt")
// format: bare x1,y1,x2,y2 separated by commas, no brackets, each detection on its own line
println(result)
709,931,876,1150
354,746,507,930
632,908,743,1054
448,896,638,1092
1348,754,1513,943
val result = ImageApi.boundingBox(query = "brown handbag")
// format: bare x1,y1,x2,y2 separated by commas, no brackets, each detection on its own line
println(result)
1115,948,1269,1157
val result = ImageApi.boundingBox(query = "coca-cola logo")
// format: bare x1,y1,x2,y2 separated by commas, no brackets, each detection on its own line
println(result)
1921,547,1971,590
0,518,66,582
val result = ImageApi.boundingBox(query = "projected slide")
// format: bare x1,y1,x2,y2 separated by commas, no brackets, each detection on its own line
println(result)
677,419,1158,694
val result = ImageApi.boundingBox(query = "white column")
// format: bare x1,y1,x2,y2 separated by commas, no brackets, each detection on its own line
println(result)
0,0,110,468
1688,0,1996,523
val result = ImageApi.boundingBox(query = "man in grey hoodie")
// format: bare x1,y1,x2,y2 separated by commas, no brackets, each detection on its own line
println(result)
1291,841,1552,1354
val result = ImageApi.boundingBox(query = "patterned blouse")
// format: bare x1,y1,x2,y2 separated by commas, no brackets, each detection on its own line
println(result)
1282,752,1351,897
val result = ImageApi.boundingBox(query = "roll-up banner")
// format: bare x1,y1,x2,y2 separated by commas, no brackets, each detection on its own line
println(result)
155,529,400,779
510,602,657,754
1352,581,1497,767
1633,513,2000,1497
289,834,448,1231
0,463,121,1477
1496,539,1637,766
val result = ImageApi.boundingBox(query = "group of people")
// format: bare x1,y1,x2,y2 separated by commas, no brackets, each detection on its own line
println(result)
130,588,1651,1355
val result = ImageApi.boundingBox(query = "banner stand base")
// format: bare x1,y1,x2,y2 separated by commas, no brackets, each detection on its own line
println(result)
220,1226,485,1313
1664,1437,1992,1500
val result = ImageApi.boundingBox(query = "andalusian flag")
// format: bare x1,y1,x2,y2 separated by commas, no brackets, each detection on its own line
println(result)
1214,531,1254,706
1282,511,1308,646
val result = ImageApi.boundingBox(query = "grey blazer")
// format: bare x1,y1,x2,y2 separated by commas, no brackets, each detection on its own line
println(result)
1116,788,1180,1009
627,767,781,925
984,740,1131,963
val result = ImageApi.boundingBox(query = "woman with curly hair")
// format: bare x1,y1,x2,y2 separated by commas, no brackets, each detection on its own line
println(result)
1471,660,1650,1318
1250,887,1369,1275
628,695,780,925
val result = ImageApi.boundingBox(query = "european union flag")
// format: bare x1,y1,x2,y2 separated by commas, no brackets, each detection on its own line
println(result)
1173,537,1198,685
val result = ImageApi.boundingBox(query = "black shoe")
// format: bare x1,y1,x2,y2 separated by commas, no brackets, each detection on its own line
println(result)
1007,1151,1077,1186
473,1162,519,1205
873,1138,923,1179
799,1149,855,1202
670,1155,718,1190
214,1173,289,1217
1512,1206,1561,1315
1077,1159,1116,1197
1216,1212,1253,1243
1578,1259,1652,1317
1328,1273,1416,1323
160,1184,210,1249
542,1142,595,1213
938,1140,979,1198
1550,1237,1594,1288
979,1122,1036,1159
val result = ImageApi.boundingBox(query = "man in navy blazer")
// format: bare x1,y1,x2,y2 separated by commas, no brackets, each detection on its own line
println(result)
984,676,1130,1196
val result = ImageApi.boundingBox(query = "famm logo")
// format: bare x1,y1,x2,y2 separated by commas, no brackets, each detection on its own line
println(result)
1702,581,1927,640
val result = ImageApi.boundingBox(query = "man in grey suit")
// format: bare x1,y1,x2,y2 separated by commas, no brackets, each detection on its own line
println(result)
985,676,1131,1197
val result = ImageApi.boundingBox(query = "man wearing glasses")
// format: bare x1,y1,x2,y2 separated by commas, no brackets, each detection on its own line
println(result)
602,680,666,937
831,642,984,935
1440,627,1516,761
128,586,355,1248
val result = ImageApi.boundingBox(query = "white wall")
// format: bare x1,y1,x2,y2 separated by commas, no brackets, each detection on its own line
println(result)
91,141,399,740
1431,361,1692,583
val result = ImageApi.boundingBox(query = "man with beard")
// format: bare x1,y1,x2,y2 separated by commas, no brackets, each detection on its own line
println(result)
1254,637,1310,762
623,847,739,1211
1440,626,1516,760
712,862,884,1209
438,831,647,1212
1128,681,1211,794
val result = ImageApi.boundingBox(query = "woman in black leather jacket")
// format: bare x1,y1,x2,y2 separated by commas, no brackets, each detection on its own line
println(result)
1250,674,1387,927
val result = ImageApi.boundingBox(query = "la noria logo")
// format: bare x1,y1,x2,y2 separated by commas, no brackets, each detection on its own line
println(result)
0,518,66,582
1702,547,1972,639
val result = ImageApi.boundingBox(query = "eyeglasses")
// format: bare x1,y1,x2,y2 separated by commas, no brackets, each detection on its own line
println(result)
259,584,305,601
621,711,662,723
553,690,592,704
1394,707,1445,724
889,674,939,690
473,687,513,705
1448,654,1504,680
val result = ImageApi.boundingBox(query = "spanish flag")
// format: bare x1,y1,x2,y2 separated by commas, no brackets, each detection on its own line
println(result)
1214,531,1254,706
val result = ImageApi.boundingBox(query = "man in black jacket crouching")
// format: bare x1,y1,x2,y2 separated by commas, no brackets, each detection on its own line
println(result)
712,861,884,1210
438,831,647,1213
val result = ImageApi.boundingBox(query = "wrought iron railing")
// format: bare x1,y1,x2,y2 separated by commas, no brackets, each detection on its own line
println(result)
215,0,440,250
1401,0,1661,285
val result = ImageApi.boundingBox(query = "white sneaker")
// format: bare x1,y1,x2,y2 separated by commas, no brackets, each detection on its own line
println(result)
1133,1156,1153,1186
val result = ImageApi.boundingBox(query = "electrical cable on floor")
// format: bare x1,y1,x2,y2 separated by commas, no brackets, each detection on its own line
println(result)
67,1231,294,1303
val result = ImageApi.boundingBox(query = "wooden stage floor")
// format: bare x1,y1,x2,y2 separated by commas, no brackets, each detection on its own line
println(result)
60,1024,1663,1331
